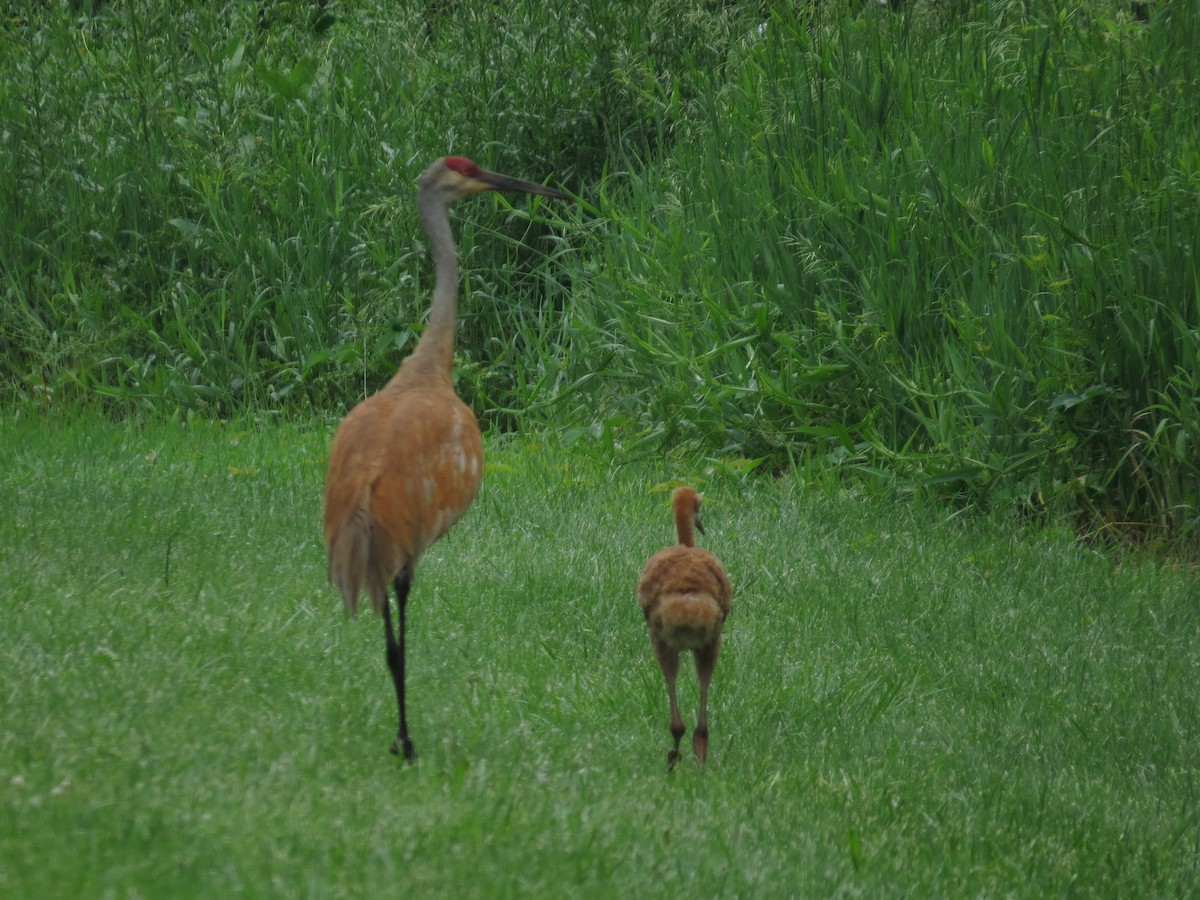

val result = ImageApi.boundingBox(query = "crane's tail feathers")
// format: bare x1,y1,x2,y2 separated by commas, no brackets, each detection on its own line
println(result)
327,499,390,617
657,592,723,649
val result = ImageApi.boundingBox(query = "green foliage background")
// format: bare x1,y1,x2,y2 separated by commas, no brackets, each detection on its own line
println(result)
1,0,1197,540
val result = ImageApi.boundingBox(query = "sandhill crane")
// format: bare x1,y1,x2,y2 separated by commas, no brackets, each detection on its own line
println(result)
324,156,568,760
638,485,733,769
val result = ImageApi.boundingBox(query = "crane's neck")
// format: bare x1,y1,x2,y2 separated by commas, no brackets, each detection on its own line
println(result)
674,504,697,548
409,184,459,376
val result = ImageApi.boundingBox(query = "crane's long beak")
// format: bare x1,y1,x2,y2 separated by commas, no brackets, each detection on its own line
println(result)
696,516,706,537
477,167,570,200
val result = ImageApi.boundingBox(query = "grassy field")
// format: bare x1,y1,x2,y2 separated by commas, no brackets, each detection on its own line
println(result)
1,414,1196,897
1,1,1198,894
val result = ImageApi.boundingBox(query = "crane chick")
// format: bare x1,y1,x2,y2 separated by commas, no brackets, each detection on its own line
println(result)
637,485,733,769
324,156,568,760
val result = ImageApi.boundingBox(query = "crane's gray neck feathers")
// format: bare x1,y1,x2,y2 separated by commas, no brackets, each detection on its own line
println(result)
410,183,459,374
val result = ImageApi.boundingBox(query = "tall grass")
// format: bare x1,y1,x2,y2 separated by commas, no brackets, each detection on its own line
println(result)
2,0,1197,539
568,0,1199,539
0,0,663,410
0,0,751,416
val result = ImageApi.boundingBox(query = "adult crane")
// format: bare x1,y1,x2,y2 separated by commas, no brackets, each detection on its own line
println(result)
324,156,568,760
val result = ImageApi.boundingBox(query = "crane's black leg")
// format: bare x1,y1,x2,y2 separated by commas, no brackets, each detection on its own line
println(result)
383,568,416,762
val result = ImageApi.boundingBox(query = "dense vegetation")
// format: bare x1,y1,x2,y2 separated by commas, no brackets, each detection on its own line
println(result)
2,0,1197,541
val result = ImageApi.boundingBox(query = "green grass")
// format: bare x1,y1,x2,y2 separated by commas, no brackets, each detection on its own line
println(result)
568,0,1200,537
2,414,1197,896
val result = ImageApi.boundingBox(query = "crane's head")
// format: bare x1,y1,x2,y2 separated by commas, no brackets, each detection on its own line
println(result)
671,485,706,536
421,155,570,204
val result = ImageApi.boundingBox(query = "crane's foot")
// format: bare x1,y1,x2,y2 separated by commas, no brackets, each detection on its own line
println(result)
667,719,686,772
693,727,708,767
391,735,417,763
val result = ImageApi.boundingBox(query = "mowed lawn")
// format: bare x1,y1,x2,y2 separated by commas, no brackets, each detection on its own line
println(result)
1,415,1196,897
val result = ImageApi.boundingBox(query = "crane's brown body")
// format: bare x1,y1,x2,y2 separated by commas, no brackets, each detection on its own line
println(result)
638,486,732,769
324,156,566,760
324,358,482,618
